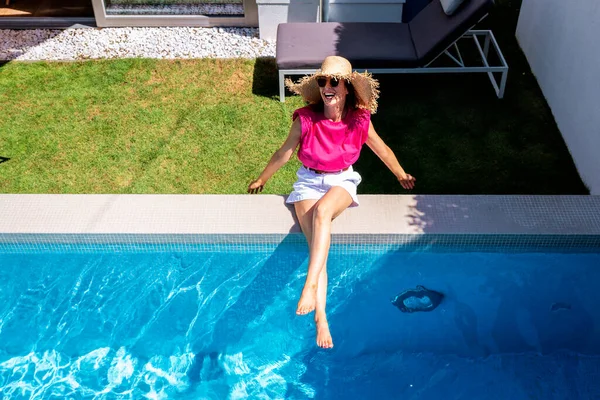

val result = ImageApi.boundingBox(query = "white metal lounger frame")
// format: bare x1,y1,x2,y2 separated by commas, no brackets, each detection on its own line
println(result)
278,29,508,101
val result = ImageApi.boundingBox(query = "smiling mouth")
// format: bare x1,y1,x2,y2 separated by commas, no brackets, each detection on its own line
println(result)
324,93,335,100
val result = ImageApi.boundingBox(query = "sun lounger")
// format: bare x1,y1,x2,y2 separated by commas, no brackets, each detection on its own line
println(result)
276,0,508,100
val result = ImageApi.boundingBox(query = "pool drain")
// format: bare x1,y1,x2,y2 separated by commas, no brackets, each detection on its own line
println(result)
391,285,444,313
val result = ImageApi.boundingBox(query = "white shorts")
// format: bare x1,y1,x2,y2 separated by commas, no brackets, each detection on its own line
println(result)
286,166,362,207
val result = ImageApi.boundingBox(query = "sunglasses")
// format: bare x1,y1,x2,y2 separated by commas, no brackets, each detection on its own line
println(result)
317,77,340,88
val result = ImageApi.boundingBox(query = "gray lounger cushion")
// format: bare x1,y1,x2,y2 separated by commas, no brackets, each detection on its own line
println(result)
410,0,492,64
276,0,493,70
276,22,418,70
402,0,433,23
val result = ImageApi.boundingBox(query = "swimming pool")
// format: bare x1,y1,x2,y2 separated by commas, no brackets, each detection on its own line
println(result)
1,240,600,399
2,194,600,399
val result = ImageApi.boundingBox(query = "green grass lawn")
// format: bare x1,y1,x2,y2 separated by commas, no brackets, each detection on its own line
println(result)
0,0,589,195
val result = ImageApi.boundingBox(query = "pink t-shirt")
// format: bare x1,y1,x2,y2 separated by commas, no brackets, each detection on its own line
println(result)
293,106,371,172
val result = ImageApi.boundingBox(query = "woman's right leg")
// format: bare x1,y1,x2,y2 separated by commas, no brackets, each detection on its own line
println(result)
296,187,352,315
294,199,333,348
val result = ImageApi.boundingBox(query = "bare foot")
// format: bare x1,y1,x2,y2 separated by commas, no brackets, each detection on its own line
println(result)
296,284,317,315
315,316,333,349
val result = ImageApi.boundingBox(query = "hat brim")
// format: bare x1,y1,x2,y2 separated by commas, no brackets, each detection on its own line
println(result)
285,70,380,114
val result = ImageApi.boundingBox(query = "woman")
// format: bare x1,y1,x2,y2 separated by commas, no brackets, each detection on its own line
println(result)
248,56,415,349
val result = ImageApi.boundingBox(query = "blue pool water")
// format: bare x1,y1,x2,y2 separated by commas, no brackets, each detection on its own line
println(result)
1,243,600,399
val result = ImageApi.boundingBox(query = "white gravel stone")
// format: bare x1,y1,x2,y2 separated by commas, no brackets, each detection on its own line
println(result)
0,27,275,61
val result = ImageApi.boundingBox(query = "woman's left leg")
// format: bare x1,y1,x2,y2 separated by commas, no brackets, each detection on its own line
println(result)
294,199,333,348
296,186,353,315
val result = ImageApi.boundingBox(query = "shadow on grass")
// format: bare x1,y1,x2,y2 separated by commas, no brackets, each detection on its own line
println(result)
0,157,10,165
0,61,9,70
355,71,588,195
353,0,589,195
251,57,279,99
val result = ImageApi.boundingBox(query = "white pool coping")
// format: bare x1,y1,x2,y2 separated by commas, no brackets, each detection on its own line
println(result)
1,194,599,235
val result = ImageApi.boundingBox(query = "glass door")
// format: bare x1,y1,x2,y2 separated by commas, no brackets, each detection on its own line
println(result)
92,0,257,27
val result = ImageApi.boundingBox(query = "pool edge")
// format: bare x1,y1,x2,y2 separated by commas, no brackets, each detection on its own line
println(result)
1,194,599,250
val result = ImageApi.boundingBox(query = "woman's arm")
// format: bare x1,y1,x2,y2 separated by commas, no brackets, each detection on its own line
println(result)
365,121,416,190
248,118,302,193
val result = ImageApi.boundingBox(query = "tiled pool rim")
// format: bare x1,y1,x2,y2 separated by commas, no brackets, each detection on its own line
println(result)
1,194,600,252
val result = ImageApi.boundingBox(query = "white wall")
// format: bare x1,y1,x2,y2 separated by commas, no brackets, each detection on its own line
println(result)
516,0,600,194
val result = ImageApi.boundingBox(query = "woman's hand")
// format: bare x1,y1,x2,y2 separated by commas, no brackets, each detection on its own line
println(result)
246,118,302,195
398,174,416,190
247,178,265,194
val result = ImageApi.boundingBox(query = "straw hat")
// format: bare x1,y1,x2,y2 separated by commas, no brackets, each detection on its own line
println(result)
284,56,380,113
